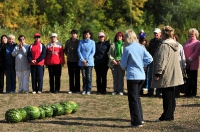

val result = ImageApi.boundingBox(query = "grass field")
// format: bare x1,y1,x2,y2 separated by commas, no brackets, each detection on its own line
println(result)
0,66,200,132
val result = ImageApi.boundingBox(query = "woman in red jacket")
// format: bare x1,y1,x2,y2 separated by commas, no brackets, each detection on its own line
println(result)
45,33,65,93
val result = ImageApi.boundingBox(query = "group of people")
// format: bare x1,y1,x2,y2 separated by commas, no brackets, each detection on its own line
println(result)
0,26,199,127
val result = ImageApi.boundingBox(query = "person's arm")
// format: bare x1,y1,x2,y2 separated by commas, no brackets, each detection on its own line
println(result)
120,47,128,70
11,45,19,57
86,40,95,62
60,45,65,66
64,40,69,56
187,41,200,63
27,46,32,63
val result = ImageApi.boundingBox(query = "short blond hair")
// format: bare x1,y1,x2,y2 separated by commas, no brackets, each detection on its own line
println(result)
162,26,174,39
124,29,138,44
8,34,15,39
189,28,199,38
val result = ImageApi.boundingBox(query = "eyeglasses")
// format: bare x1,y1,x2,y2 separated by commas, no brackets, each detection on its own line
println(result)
19,38,25,41
34,36,40,38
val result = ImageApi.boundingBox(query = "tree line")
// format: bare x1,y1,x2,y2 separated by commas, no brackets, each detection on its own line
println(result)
0,0,199,44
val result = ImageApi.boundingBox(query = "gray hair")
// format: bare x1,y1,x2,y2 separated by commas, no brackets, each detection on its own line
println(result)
8,34,15,39
189,28,199,38
124,29,138,44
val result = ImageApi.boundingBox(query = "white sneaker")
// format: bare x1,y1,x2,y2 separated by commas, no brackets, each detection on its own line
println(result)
112,92,116,95
32,91,36,94
143,88,148,91
68,91,72,94
87,91,90,95
129,123,143,127
142,121,145,124
38,91,42,94
82,91,86,95
119,92,123,95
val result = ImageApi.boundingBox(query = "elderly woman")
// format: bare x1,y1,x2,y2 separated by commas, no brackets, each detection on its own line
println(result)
120,29,153,127
151,26,184,121
108,31,126,95
183,28,200,97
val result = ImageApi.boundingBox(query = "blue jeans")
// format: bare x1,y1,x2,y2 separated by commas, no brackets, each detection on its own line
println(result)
5,64,16,93
147,62,160,95
80,66,92,92
30,65,44,92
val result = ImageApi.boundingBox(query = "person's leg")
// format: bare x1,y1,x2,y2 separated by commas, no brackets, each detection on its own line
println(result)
111,65,118,93
23,70,30,92
55,65,61,92
67,61,75,92
37,66,44,92
101,64,109,93
11,65,16,93
74,62,80,92
80,67,86,92
0,69,4,93
48,65,55,92
118,65,125,93
190,70,197,96
159,87,175,121
174,86,180,98
94,64,102,93
86,66,93,92
30,66,36,92
16,71,23,93
147,62,154,95
5,65,12,93
127,80,143,126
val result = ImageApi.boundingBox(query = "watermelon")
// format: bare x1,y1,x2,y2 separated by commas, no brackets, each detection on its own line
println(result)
68,101,78,113
18,108,28,122
51,105,58,117
52,104,64,116
60,102,73,114
38,105,53,117
24,106,40,120
38,107,45,119
5,108,22,123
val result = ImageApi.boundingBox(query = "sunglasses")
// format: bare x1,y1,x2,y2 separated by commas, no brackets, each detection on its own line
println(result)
34,36,40,38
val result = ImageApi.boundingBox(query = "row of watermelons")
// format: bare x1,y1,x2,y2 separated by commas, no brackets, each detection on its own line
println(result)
5,101,78,123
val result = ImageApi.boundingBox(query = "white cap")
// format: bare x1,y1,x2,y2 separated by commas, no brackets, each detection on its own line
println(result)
50,33,57,37
154,28,161,33
140,29,144,33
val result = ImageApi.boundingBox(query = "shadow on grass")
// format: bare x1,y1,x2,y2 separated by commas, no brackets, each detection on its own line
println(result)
25,117,132,128
181,104,200,107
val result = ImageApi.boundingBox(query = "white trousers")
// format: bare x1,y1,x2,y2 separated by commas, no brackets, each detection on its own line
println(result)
16,70,30,92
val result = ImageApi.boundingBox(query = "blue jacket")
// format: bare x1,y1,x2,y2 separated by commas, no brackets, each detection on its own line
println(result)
6,43,17,65
120,41,153,80
78,39,95,66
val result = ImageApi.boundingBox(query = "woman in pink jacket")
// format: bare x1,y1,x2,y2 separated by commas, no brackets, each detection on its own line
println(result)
183,28,200,97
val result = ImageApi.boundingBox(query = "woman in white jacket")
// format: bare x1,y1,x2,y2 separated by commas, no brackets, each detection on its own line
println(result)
12,35,30,93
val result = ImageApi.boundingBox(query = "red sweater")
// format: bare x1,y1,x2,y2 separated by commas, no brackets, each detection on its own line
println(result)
29,42,45,66
45,42,65,65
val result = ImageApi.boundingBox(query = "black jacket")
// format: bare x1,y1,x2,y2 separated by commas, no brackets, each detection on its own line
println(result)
94,40,110,64
0,44,6,68
148,38,162,57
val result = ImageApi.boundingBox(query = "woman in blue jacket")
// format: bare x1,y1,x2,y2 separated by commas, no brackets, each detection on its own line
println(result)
78,30,95,95
120,29,153,127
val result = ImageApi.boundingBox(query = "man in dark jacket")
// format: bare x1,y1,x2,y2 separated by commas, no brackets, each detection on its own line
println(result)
147,28,162,96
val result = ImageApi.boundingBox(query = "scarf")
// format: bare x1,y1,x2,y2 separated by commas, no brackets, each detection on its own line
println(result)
114,40,122,61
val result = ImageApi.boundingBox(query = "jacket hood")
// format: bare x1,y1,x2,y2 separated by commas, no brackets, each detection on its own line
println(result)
162,38,178,51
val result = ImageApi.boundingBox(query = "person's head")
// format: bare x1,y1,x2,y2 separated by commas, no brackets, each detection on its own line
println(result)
34,33,41,42
82,30,92,40
188,28,199,40
1,35,7,44
124,29,138,44
98,32,106,42
18,35,26,44
8,34,15,44
139,37,147,46
153,28,161,39
173,34,179,42
50,33,57,43
140,29,144,33
114,31,125,42
161,26,174,40
70,29,78,40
